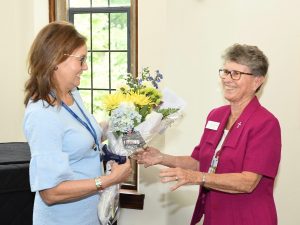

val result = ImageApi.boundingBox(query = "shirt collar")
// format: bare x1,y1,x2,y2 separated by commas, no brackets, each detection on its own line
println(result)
206,96,261,148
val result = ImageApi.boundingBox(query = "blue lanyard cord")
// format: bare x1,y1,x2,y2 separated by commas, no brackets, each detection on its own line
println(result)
50,91,100,151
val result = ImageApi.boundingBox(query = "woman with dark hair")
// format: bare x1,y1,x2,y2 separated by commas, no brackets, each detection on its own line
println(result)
136,44,281,225
23,21,132,225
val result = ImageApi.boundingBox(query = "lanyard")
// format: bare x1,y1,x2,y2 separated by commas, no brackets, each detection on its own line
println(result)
208,130,229,173
208,151,221,174
50,91,100,151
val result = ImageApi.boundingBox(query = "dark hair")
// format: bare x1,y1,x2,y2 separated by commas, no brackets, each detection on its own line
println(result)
222,43,269,77
24,21,86,106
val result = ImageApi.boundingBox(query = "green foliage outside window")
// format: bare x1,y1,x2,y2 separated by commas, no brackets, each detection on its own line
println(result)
70,1,130,121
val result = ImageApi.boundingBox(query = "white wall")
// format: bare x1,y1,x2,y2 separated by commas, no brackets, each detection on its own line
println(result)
0,0,48,142
1,0,300,224
120,0,300,225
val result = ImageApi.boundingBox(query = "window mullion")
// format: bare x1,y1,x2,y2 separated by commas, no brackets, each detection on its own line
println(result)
108,12,112,94
90,11,94,114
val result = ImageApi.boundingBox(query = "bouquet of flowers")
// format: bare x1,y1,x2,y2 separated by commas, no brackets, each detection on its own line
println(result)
98,68,185,225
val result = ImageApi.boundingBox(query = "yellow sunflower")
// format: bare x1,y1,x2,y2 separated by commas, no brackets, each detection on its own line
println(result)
129,92,151,106
102,92,126,112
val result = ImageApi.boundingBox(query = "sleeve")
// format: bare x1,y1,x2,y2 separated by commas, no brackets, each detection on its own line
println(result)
191,143,202,161
243,117,281,178
24,107,75,192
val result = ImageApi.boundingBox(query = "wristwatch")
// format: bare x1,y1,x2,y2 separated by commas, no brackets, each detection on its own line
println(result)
94,177,103,191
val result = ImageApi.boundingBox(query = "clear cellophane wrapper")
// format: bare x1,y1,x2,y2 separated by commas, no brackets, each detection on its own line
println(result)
98,88,185,225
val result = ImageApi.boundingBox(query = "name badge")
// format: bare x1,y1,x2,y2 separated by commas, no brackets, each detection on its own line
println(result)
206,120,220,130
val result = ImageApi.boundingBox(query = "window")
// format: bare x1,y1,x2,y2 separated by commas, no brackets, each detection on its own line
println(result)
68,1,130,119
49,0,143,209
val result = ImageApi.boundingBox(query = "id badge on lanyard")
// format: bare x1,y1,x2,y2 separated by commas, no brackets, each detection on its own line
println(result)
208,151,220,173
208,129,228,173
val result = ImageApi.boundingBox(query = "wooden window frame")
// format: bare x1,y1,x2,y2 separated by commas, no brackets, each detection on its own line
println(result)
48,0,144,210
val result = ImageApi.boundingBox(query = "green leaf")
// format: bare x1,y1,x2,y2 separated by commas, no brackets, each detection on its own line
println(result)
156,108,180,119
139,105,151,121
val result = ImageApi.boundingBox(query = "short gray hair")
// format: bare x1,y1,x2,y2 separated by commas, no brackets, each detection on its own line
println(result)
222,44,269,77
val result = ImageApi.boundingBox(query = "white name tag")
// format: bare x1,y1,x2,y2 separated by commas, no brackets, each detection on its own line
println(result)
206,120,220,130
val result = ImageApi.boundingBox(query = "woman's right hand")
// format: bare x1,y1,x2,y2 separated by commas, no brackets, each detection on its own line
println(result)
109,159,132,184
135,146,163,168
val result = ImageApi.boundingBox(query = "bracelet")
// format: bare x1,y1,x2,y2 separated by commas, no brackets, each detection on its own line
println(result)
94,177,103,191
201,173,206,186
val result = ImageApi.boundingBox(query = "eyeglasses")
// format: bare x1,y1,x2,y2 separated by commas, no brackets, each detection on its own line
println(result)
64,54,87,67
219,69,253,80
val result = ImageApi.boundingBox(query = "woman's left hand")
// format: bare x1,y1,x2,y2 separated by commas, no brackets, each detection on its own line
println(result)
160,167,201,191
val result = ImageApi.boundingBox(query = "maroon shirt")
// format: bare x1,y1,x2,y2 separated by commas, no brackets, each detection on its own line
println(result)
191,96,281,225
